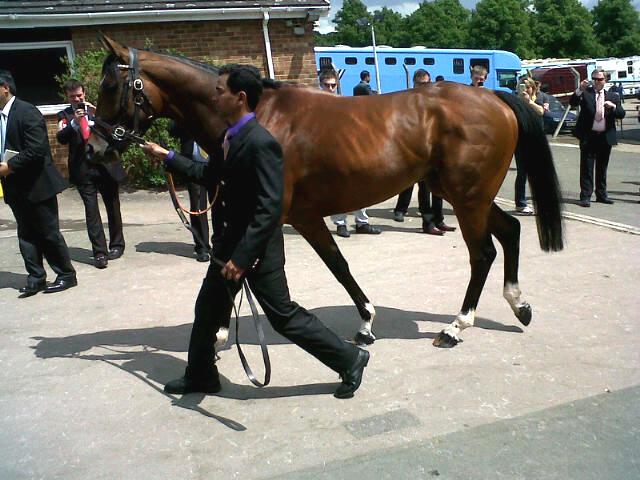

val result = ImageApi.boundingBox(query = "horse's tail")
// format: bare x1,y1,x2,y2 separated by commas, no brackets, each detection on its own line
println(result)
495,90,564,252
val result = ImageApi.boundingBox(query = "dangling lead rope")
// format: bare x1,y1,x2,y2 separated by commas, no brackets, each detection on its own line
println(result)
165,172,271,387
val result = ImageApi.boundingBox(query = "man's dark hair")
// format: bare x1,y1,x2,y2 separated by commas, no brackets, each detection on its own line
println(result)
435,75,444,82
63,78,84,93
318,68,338,83
360,70,370,81
0,69,17,95
413,69,430,83
219,64,263,111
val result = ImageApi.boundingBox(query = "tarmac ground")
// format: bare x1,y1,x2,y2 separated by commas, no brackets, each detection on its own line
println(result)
0,104,638,479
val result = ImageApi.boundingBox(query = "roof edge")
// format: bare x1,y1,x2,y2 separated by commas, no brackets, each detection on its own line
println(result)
0,6,329,29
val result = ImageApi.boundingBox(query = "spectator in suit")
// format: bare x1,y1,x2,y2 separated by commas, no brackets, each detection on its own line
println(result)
0,70,77,296
319,68,381,238
353,70,375,96
393,69,456,236
168,120,212,262
570,69,625,207
57,79,126,269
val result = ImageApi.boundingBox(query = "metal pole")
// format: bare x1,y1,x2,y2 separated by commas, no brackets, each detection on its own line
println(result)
371,24,382,94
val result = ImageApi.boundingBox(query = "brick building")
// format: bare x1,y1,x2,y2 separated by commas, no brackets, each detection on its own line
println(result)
0,0,329,176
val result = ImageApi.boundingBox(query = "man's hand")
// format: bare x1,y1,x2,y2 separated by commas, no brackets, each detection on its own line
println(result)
0,162,11,177
140,141,169,163
221,260,245,282
579,79,590,91
543,102,550,111
604,100,616,109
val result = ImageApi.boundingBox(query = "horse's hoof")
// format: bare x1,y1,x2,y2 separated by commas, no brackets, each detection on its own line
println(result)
354,331,376,346
516,303,532,326
433,331,459,348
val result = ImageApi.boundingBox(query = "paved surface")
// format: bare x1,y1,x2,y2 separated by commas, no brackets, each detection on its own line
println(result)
0,114,638,479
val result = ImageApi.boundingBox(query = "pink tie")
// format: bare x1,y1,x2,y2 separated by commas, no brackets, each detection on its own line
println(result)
595,91,604,122
222,131,230,160
79,115,90,142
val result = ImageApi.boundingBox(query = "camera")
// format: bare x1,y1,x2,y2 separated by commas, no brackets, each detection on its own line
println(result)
477,81,484,87
517,83,526,95
76,102,86,111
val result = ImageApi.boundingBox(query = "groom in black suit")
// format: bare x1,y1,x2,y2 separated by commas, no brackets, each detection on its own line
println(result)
0,70,77,296
142,65,369,399
570,68,625,207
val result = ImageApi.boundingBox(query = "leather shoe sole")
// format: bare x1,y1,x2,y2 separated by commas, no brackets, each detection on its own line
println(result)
44,278,78,293
164,375,221,395
334,349,370,399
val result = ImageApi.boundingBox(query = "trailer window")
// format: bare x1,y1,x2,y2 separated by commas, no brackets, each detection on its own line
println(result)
319,57,333,68
365,57,375,65
470,58,490,73
453,58,464,74
404,57,416,65
345,57,358,65
618,70,627,79
423,58,435,65
385,57,397,65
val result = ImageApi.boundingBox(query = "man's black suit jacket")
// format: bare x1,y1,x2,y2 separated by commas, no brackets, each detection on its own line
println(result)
166,118,284,272
1,97,67,205
353,81,373,96
570,87,625,146
56,106,126,185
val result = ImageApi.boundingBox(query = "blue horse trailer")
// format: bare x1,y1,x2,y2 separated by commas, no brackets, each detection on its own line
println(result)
315,46,522,95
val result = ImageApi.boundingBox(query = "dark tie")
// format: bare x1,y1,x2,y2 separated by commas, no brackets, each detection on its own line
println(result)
222,131,231,160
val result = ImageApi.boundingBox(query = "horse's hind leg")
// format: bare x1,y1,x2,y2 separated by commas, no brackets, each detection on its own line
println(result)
433,207,497,348
488,203,532,326
293,218,377,345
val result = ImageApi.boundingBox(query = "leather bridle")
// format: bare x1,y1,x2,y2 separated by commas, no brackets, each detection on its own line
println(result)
93,47,271,387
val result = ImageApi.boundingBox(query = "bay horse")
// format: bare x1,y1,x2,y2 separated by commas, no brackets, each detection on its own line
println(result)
89,36,564,349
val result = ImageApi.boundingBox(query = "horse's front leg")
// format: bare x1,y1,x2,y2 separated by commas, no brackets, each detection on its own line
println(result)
293,218,377,345
433,208,497,348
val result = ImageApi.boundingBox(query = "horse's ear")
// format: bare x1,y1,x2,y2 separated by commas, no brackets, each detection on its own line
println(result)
99,34,129,63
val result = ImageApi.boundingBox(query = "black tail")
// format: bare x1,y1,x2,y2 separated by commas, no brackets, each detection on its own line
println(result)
495,91,564,252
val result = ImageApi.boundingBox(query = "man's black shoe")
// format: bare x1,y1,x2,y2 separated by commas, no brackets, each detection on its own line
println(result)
44,277,78,293
334,349,370,399
196,251,210,263
393,211,405,222
578,199,591,208
108,248,124,260
596,197,614,205
336,225,351,238
355,224,381,235
19,280,47,297
436,222,457,232
164,375,221,395
94,254,108,269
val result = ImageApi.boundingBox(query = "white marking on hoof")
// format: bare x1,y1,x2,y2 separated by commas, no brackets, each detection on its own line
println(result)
443,309,475,340
357,303,376,339
214,327,229,350
503,282,527,315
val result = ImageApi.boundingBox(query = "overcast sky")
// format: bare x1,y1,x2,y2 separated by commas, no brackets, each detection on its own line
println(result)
316,0,637,34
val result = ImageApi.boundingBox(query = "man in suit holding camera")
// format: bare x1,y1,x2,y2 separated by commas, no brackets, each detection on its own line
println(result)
0,70,76,296
57,79,126,268
570,69,625,207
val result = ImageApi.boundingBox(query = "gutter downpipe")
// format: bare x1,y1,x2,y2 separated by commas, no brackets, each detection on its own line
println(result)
262,10,275,79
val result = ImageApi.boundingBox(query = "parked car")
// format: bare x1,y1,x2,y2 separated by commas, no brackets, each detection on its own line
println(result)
541,94,577,134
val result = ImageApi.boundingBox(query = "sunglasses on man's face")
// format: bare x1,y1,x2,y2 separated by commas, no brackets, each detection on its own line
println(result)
592,77,606,82
322,82,337,88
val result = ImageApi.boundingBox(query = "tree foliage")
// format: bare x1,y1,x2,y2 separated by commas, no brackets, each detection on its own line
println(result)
468,0,535,58
318,0,637,59
592,0,640,57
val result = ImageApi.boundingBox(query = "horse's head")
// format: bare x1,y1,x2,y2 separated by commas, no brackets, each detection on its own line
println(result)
88,35,162,163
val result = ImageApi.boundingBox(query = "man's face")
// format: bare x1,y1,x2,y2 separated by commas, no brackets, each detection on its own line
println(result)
320,77,338,94
0,83,11,108
65,87,85,108
591,73,606,92
471,73,486,87
414,75,430,88
214,73,243,121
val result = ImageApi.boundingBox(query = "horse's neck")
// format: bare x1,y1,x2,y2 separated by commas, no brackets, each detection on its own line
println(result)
147,58,225,151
